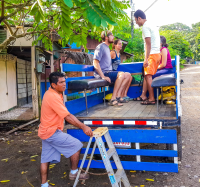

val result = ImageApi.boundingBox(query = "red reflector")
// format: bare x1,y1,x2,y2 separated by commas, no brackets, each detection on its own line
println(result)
92,121,102,125
113,121,124,125
135,121,147,125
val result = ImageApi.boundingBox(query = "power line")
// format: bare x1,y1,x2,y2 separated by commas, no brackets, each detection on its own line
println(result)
144,0,159,12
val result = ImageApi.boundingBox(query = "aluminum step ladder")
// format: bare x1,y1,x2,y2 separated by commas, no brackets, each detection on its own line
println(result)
73,127,131,187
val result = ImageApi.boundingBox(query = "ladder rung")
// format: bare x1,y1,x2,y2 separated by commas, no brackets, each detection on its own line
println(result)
107,148,116,159
115,169,124,184
93,127,108,137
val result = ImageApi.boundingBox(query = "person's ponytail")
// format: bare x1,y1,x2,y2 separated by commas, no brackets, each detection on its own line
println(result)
160,36,168,48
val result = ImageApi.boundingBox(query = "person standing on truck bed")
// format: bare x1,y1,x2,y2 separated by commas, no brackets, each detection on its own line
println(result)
133,35,173,102
93,30,130,106
133,10,161,105
38,72,93,187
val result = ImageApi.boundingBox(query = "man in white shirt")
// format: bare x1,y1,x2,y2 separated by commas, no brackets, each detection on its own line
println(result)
133,10,161,105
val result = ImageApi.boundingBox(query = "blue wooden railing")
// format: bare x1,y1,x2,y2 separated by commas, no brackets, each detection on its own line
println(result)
68,129,178,172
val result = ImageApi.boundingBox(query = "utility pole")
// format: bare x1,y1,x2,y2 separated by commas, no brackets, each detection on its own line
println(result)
130,0,135,39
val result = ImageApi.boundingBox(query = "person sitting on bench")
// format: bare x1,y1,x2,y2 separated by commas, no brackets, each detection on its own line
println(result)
93,30,130,106
152,35,174,78
39,72,93,187
133,35,173,103
110,39,132,101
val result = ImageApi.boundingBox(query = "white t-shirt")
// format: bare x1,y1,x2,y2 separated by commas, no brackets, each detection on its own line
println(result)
142,21,160,54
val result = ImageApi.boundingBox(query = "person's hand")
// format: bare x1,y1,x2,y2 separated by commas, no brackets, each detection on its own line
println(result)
83,126,93,137
102,76,111,83
143,60,148,68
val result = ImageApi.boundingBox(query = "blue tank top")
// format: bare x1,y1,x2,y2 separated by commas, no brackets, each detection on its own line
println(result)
111,50,121,71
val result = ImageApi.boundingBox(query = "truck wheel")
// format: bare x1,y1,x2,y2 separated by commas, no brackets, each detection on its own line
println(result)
166,143,173,162
166,133,182,162
177,133,182,161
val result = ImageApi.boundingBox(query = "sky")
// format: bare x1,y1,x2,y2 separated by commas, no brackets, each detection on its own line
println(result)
125,0,200,28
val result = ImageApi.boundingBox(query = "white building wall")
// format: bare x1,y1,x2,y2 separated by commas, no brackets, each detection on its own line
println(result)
0,55,17,112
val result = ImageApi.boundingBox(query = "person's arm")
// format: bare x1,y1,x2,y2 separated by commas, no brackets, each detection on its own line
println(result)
110,51,116,59
144,37,151,68
65,114,93,137
158,48,167,69
93,59,111,83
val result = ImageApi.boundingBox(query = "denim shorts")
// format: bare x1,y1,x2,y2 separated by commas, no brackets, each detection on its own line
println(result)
104,71,119,83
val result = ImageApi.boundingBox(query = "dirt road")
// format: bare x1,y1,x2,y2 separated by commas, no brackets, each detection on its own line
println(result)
1,65,200,187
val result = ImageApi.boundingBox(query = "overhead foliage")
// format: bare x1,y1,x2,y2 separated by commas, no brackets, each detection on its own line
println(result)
160,30,193,59
160,22,200,61
185,22,200,61
0,0,129,51
160,22,191,34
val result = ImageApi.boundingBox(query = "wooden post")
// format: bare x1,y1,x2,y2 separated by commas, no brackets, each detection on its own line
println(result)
50,54,54,72
31,46,39,118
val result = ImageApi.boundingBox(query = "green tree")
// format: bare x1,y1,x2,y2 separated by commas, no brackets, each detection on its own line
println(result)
0,0,129,52
185,22,200,61
160,30,193,59
160,22,191,35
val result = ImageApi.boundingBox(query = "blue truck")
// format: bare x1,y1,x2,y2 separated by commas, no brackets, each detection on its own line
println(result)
61,55,182,173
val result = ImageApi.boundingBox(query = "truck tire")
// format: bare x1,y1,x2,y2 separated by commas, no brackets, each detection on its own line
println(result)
177,133,182,161
166,132,182,161
166,143,173,162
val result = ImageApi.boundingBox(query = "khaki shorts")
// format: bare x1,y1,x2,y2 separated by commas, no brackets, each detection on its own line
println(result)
41,130,83,163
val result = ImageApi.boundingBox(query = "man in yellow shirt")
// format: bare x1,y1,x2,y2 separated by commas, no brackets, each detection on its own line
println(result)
38,72,93,187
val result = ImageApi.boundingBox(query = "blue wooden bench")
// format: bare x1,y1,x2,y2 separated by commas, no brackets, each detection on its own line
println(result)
151,56,179,116
62,64,111,114
67,129,178,172
62,62,147,114
61,58,178,115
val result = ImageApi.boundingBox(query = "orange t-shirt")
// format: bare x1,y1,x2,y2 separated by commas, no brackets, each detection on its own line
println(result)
38,87,70,140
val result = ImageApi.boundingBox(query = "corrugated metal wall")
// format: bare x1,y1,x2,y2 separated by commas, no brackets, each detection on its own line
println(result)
17,59,32,106
0,29,7,54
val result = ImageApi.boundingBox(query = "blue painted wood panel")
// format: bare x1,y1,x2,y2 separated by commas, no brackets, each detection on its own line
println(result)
40,82,50,100
81,148,178,157
67,129,177,144
66,76,94,83
78,160,178,173
62,64,94,72
62,61,175,74
117,62,143,73
65,91,109,115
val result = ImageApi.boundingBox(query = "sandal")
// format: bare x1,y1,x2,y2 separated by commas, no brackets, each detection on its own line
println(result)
123,96,133,101
141,100,156,105
117,97,129,103
108,99,123,106
133,96,148,101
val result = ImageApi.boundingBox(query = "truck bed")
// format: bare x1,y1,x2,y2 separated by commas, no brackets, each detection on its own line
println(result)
76,101,176,120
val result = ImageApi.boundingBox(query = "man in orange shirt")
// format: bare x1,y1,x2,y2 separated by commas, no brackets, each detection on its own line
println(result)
38,72,93,187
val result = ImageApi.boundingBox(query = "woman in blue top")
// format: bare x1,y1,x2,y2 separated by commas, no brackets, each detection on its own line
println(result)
110,39,132,101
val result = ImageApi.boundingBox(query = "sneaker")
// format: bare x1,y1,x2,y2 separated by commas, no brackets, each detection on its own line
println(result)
69,171,89,180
